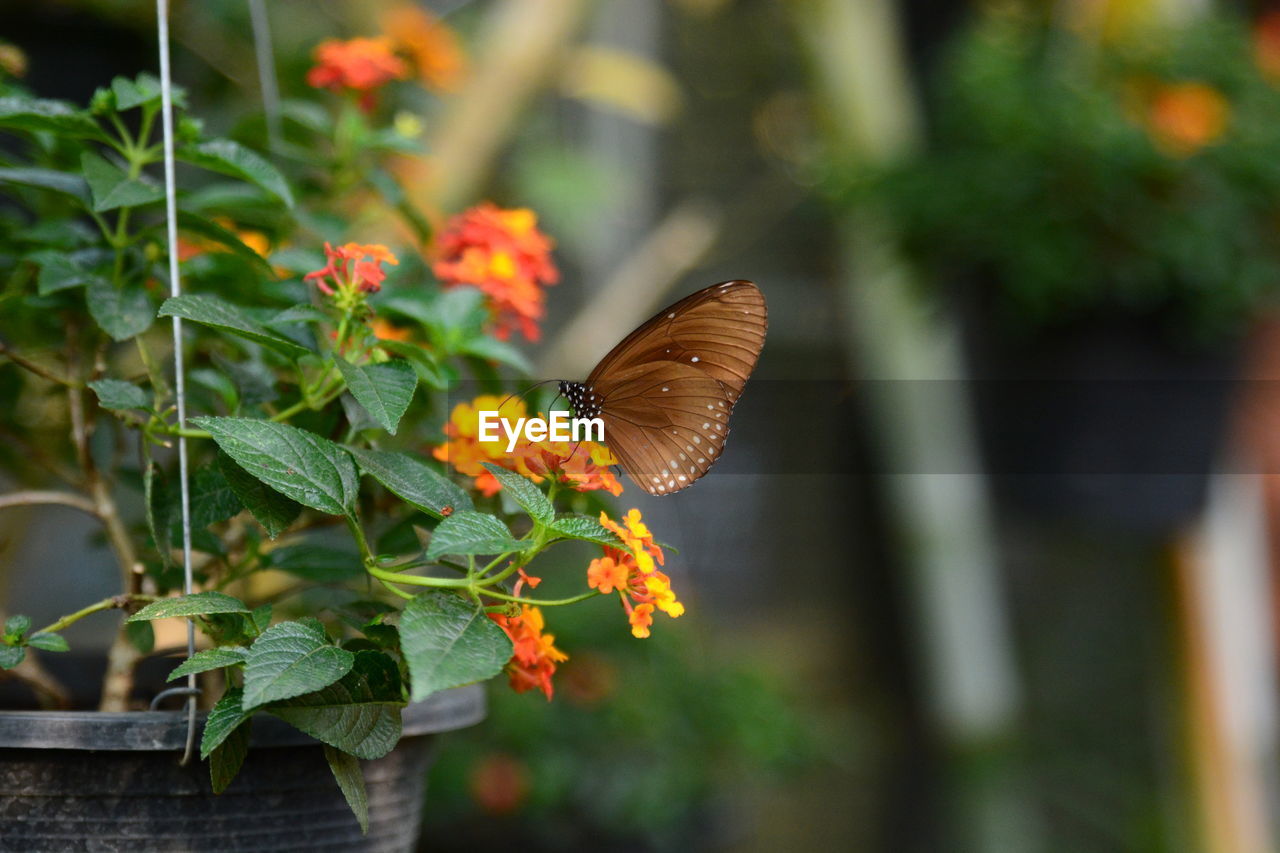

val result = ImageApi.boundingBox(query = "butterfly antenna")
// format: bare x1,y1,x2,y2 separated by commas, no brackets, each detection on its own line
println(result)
497,378,557,413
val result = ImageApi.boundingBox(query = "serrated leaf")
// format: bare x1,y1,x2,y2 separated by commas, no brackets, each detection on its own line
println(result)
89,378,150,411
482,463,554,525
126,620,155,654
129,591,249,622
323,745,369,833
26,633,69,652
377,341,448,390
179,139,294,207
242,619,354,709
201,686,250,759
212,352,278,407
111,74,176,111
549,514,624,547
194,418,359,516
251,604,272,635
425,511,519,560
334,357,416,435
86,278,152,341
0,167,92,204
0,95,103,137
266,544,363,583
218,453,301,538
81,150,164,212
265,650,402,759
0,646,25,669
145,462,172,569
158,294,310,357
349,447,471,520
209,716,251,794
182,466,243,532
400,591,512,701
167,646,249,681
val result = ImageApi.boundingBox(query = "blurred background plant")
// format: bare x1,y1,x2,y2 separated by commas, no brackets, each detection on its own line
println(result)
10,0,1280,852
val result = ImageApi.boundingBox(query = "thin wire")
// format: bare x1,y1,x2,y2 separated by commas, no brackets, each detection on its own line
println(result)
156,0,199,766
247,0,281,152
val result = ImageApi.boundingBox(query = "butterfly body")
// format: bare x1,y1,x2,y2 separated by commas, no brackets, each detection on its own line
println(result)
561,280,766,495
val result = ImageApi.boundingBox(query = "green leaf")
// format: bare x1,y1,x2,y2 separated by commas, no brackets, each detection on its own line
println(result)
218,453,301,538
167,646,249,681
88,378,150,411
179,139,294,207
0,95,102,137
0,167,91,204
201,686,250,760
111,74,171,111
242,619,354,710
126,620,155,654
377,341,448,390
184,466,243,531
482,463,554,525
210,716,251,794
30,250,103,295
266,544,363,583
4,614,30,638
265,650,402,759
129,591,249,622
80,151,164,212
323,745,369,834
144,462,172,569
158,294,310,357
26,633,69,652
425,511,519,560
194,418,359,517
348,447,471,520
334,357,416,435
0,645,25,669
400,591,512,701
460,336,532,372
250,604,272,635
549,514,624,547
86,278,152,341
176,211,273,272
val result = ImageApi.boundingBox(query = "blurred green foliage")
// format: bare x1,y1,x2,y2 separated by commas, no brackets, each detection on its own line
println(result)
872,11,1280,339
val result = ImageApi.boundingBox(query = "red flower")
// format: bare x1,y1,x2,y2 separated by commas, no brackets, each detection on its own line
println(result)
380,4,466,92
432,204,559,341
307,37,408,110
305,242,399,295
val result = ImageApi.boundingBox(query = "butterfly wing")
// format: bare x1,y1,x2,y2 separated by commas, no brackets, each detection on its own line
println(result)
582,280,767,495
594,362,738,495
586,280,767,401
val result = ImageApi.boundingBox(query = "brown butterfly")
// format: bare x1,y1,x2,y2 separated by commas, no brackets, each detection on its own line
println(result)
559,280,767,495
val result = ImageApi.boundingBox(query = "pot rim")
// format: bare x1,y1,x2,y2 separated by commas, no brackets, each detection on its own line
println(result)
0,683,484,751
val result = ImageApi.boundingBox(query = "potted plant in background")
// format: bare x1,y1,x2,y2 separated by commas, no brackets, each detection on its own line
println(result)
869,8,1280,529
0,12,686,850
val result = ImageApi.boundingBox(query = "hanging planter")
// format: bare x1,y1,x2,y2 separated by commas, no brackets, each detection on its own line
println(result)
0,686,482,852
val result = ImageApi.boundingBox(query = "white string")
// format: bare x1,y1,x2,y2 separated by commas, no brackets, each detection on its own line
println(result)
156,0,198,765
247,0,281,152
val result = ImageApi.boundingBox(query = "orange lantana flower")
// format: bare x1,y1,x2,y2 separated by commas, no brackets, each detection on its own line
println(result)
305,242,399,295
489,605,567,700
432,395,534,496
1257,12,1280,81
1145,81,1229,157
371,316,412,342
432,204,559,341
307,37,408,110
586,556,628,594
592,509,682,638
381,4,465,91
518,439,623,496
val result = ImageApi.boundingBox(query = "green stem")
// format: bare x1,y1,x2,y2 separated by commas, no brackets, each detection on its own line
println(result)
479,588,601,607
33,594,157,636
366,564,475,589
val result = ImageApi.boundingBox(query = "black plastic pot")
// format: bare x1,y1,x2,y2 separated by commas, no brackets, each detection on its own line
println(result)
961,297,1242,532
0,685,484,852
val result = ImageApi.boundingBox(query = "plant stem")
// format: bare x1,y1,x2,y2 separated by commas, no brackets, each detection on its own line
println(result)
33,593,157,636
0,490,97,517
0,342,80,387
479,588,601,607
366,564,475,589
